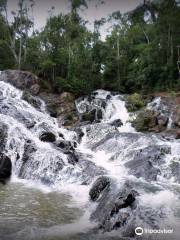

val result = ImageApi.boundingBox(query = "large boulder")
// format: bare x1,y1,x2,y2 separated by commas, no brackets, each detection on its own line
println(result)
125,145,170,181
110,119,123,128
0,123,8,152
39,92,78,127
0,153,12,183
90,181,139,233
22,91,42,110
81,109,96,123
89,176,111,201
0,70,39,90
131,109,157,132
173,105,180,128
39,132,56,142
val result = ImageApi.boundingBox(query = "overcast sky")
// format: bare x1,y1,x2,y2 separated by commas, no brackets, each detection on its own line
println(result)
7,0,144,38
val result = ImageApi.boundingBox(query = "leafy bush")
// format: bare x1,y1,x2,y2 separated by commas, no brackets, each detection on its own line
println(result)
126,93,145,112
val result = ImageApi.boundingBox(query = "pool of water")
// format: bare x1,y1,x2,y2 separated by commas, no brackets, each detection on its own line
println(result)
0,181,91,240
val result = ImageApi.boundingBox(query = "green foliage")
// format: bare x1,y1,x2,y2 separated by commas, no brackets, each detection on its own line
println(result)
126,93,145,112
0,0,179,95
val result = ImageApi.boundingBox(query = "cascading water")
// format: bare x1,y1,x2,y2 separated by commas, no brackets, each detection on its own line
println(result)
0,80,180,240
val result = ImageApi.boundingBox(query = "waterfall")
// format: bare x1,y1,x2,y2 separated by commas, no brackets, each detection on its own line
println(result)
0,82,180,240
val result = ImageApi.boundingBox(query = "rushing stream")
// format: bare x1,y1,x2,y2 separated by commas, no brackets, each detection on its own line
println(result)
0,79,180,240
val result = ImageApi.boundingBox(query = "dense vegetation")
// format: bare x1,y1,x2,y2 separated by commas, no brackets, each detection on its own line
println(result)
0,0,180,95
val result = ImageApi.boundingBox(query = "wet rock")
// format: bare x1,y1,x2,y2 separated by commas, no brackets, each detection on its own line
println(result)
22,91,42,110
106,94,111,100
67,152,79,165
175,130,180,139
101,101,107,109
74,128,84,143
97,109,103,120
81,109,96,123
110,119,123,128
157,114,168,127
39,92,78,128
110,192,136,217
59,92,75,102
0,70,39,90
21,140,37,163
55,140,74,152
29,84,40,95
89,176,111,201
77,153,106,184
131,110,157,132
91,181,139,232
125,159,160,181
125,145,170,181
39,132,56,142
0,153,12,183
0,123,8,152
0,100,36,129
173,106,180,127
170,160,180,183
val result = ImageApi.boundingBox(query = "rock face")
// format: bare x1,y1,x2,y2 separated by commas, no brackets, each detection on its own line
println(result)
0,70,40,91
173,105,180,128
110,119,123,128
0,153,12,183
90,181,139,232
39,92,78,128
39,132,56,142
89,176,111,201
131,110,157,132
22,91,42,110
0,123,8,152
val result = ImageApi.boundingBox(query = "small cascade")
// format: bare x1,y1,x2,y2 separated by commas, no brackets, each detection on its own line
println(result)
0,82,180,240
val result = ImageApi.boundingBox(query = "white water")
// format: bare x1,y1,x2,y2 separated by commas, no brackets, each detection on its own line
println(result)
0,82,180,239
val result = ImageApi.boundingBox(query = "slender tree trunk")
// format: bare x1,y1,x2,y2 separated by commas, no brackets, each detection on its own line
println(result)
117,35,121,90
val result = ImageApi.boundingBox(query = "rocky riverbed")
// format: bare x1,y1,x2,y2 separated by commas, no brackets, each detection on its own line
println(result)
0,70,180,240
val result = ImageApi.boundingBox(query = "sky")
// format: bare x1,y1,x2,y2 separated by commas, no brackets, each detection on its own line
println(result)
7,0,144,38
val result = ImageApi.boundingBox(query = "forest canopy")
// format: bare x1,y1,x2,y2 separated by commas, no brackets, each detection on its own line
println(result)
0,0,180,95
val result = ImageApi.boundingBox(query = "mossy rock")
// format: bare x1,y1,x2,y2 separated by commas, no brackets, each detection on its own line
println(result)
81,109,96,123
131,110,157,132
126,93,145,112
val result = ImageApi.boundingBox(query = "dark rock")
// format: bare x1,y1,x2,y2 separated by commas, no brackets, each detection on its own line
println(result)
170,160,180,183
157,114,169,128
176,130,180,139
74,128,84,143
55,140,74,152
110,119,123,128
106,94,111,100
125,145,171,181
89,176,111,201
22,140,37,163
68,152,79,165
39,132,56,142
0,123,8,152
81,109,96,123
91,181,139,233
101,101,107,109
173,106,180,127
0,153,12,183
125,159,160,181
0,70,39,90
58,133,65,139
131,110,157,132
29,84,40,95
97,109,103,120
22,91,42,110
110,192,136,217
